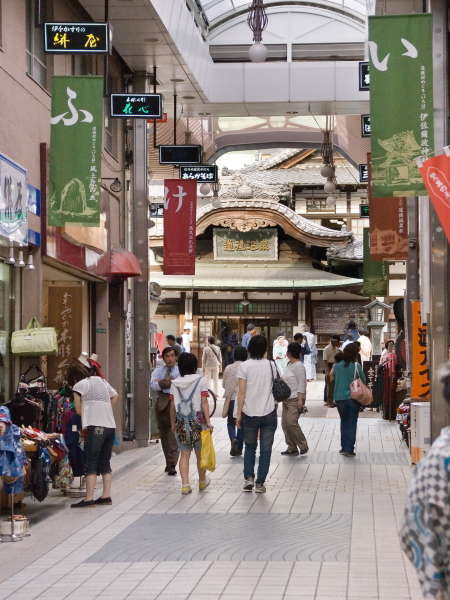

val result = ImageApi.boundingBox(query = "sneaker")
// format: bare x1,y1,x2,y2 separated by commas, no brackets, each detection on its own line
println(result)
199,478,210,491
230,440,239,457
281,449,299,456
181,485,192,495
242,477,255,492
167,466,177,476
300,448,308,455
70,499,95,508
342,451,356,457
255,483,266,494
94,497,112,505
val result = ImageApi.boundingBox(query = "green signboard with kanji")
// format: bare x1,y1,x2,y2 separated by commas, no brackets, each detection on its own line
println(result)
368,14,434,197
48,76,103,226
363,229,388,296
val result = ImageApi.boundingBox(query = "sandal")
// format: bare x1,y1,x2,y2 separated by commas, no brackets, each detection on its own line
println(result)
181,485,192,495
199,478,210,491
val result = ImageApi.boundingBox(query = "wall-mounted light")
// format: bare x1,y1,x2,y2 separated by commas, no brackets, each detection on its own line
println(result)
15,247,25,268
26,253,35,271
102,177,122,193
7,243,15,265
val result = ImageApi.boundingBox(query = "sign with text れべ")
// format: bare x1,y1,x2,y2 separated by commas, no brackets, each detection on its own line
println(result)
48,76,103,227
418,152,450,244
368,14,434,197
213,228,278,261
110,94,162,118
44,23,109,53
163,179,197,275
0,153,28,244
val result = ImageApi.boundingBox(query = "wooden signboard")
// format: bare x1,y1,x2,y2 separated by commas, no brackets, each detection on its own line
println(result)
47,285,83,389
313,302,368,335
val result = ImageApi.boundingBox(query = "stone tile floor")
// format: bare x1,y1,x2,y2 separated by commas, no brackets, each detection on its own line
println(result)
0,380,424,599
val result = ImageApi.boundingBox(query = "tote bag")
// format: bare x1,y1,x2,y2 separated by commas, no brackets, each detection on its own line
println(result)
350,363,373,406
11,317,58,357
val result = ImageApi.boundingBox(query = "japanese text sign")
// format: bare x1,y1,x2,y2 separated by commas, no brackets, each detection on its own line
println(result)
0,153,28,244
363,228,388,296
44,23,109,53
180,165,218,183
163,179,197,275
359,62,370,90
361,115,371,137
418,152,450,244
410,300,431,400
213,228,278,261
359,164,368,183
49,76,103,226
368,14,434,197
110,94,162,118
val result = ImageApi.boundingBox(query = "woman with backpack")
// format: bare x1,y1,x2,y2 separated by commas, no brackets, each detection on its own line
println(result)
169,353,213,495
202,336,222,396
331,343,366,457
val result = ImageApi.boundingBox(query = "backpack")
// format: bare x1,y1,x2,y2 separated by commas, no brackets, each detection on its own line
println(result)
174,377,202,446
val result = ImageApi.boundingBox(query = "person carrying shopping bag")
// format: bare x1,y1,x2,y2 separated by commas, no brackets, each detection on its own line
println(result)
169,352,213,495
280,343,308,456
331,343,366,457
202,336,222,396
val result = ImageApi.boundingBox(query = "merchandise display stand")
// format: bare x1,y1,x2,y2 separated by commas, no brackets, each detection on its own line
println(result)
0,491,30,543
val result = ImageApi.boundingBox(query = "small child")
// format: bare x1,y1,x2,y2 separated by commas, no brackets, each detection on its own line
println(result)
169,353,213,495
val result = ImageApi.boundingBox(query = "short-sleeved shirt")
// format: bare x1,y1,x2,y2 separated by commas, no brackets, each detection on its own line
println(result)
169,374,209,422
238,359,275,417
283,361,307,399
323,343,340,365
73,376,117,428
332,361,365,401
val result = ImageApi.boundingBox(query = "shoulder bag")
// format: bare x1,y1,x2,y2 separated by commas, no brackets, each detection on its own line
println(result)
350,362,373,406
11,317,58,356
270,360,291,402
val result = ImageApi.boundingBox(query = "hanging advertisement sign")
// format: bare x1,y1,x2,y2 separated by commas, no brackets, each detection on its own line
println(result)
418,152,450,244
368,14,434,197
361,115,371,137
44,23,109,53
110,94,162,118
180,165,218,183
0,153,28,244
48,76,103,226
359,61,370,90
410,300,431,400
358,164,368,183
163,179,197,275
363,228,388,296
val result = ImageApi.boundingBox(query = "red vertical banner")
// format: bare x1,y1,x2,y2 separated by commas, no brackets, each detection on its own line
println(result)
163,179,197,275
419,153,450,244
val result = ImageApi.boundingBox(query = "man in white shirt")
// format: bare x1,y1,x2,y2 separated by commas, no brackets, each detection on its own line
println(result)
181,328,192,353
358,330,373,364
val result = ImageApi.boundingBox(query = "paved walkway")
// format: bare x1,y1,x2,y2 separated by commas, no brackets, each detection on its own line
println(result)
0,381,424,600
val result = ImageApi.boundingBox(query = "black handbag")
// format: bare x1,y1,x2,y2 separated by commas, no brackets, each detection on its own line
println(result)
270,360,291,402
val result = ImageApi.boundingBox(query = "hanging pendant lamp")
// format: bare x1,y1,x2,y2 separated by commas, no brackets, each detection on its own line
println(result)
248,0,269,62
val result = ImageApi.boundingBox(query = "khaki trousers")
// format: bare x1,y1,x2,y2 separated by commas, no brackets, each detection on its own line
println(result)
155,394,179,467
281,398,308,452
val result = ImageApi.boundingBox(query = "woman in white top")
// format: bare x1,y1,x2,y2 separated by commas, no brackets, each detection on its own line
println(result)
273,335,289,374
67,359,118,508
222,345,248,457
281,343,308,456
236,335,277,494
302,326,317,381
202,336,222,396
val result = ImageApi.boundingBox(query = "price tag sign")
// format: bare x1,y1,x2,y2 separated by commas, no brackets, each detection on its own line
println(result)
361,114,371,137
44,23,109,53
180,165,218,183
110,94,162,118
359,61,370,91
359,164,369,183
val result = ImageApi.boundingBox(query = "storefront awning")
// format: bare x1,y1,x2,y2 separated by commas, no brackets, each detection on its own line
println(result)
151,263,362,291
97,249,142,278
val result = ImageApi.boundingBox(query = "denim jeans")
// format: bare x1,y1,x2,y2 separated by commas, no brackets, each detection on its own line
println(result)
227,400,244,449
242,409,278,484
336,399,360,453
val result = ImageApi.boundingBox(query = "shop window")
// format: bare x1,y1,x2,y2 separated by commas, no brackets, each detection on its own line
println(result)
26,0,48,88
150,203,164,218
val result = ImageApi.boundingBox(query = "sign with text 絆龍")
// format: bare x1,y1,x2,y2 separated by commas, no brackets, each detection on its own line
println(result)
163,179,197,275
410,300,430,400
110,94,162,118
44,23,109,53
48,76,103,226
359,61,370,90
180,165,218,183
213,228,278,261
368,14,434,197
361,115,371,137
418,152,450,244
0,153,28,244
363,228,388,296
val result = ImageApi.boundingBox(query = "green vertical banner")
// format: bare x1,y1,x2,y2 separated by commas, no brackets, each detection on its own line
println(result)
369,14,433,197
49,76,103,226
363,229,388,296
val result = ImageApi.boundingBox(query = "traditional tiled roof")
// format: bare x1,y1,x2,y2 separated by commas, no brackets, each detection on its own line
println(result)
327,239,364,261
